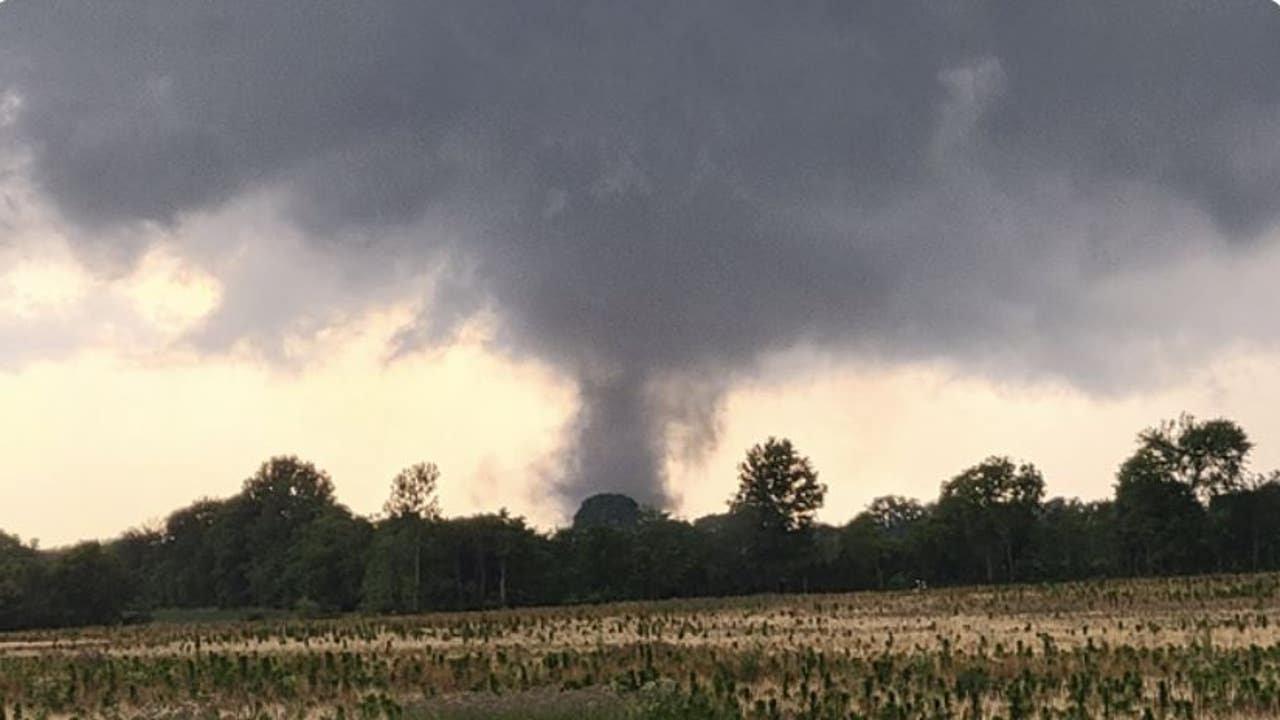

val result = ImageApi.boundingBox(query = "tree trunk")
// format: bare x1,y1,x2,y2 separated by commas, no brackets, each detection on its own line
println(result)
1005,542,1015,583
1253,519,1262,572
499,556,508,607
454,551,464,607
413,525,422,614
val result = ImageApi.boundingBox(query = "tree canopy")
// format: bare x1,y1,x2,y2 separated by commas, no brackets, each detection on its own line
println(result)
730,437,826,534
5,417,1280,631
383,462,442,521
939,457,1045,582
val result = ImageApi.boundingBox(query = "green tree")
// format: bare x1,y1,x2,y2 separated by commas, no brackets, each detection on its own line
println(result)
240,456,339,607
690,512,755,596
159,498,227,606
382,462,442,612
939,457,1045,583
1112,416,1250,575
836,515,882,590
46,542,130,627
1115,449,1205,575
1031,498,1117,580
729,437,826,591
207,498,253,607
361,521,416,613
0,532,44,630
1210,475,1280,572
631,511,704,599
1136,415,1251,503
437,512,544,608
108,525,164,611
384,462,442,520
730,437,825,533
243,455,336,509
846,496,927,589
556,523,634,603
287,506,371,611
866,495,926,535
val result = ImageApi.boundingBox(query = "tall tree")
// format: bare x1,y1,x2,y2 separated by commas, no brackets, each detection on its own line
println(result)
1112,416,1248,575
1208,479,1280,573
46,542,130,627
383,462,442,612
109,525,164,610
0,532,44,630
1136,415,1252,503
1032,498,1117,580
286,506,371,611
729,437,826,591
939,457,1045,583
629,509,705,600
1115,448,1205,575
159,498,226,607
384,462,442,520
865,495,926,535
849,496,927,589
730,437,825,533
240,456,339,607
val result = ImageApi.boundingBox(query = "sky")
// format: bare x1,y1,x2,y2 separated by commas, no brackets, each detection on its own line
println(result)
2,1,1280,547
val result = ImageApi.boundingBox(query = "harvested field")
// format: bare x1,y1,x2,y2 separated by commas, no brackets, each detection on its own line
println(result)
5,573,1280,718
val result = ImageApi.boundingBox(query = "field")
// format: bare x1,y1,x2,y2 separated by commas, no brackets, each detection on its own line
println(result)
6,574,1280,719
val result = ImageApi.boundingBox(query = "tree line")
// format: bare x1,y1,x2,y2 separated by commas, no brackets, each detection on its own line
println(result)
3,414,1279,631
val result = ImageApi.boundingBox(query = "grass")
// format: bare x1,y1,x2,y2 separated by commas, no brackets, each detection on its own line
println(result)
146,607,295,625
406,686,634,719
7,573,1280,718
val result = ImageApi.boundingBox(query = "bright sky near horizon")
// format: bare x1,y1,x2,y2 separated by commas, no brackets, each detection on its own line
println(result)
6,234,1280,546
3,1,1280,547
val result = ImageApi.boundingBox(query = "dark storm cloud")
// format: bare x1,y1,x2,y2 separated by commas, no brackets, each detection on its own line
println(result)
2,0,1279,507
